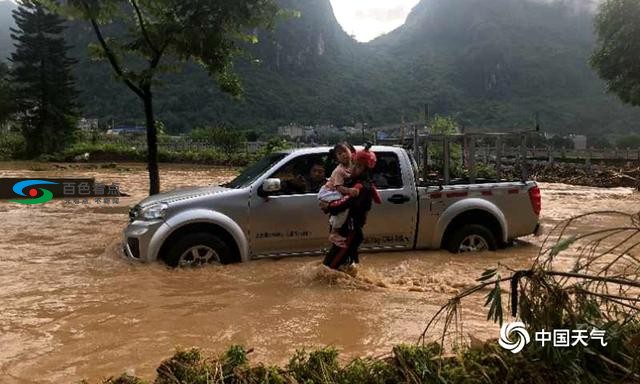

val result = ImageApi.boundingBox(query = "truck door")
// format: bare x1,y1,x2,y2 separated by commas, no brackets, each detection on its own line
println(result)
249,153,330,256
362,151,418,250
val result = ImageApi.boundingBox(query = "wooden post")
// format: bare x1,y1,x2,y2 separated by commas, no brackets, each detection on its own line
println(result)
400,115,405,146
422,107,429,181
423,137,429,182
469,136,477,184
413,126,419,169
495,136,502,181
443,135,450,185
463,134,469,168
520,134,528,181
422,141,429,181
426,137,431,166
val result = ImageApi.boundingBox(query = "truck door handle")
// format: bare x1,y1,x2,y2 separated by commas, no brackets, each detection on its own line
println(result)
388,194,410,204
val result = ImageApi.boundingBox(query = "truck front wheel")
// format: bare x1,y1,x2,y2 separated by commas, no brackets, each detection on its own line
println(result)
163,232,234,267
447,224,497,253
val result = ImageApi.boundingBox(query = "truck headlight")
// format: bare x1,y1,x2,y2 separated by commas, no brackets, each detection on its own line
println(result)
139,202,168,220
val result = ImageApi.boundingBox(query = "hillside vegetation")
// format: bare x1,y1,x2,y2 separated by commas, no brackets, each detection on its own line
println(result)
1,0,639,135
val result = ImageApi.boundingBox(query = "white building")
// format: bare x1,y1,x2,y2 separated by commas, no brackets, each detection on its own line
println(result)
570,134,587,150
315,125,336,136
78,118,99,131
246,141,267,153
277,124,305,139
341,126,359,135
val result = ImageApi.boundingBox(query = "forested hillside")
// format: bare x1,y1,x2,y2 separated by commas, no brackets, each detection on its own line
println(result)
368,0,640,134
1,0,639,135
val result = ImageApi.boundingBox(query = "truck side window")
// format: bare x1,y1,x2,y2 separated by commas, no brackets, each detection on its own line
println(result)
270,154,329,195
372,152,403,189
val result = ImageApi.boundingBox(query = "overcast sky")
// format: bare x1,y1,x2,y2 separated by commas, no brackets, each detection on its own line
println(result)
0,0,418,43
1,0,598,42
329,0,420,42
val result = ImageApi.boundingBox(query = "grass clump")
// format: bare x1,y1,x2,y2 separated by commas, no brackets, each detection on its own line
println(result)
94,341,621,384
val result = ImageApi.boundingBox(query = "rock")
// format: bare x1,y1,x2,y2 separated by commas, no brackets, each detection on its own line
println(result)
73,152,90,162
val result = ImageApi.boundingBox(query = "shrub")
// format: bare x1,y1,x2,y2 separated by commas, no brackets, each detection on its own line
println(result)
0,132,26,160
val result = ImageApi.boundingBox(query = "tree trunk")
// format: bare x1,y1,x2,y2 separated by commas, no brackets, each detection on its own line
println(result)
142,88,160,195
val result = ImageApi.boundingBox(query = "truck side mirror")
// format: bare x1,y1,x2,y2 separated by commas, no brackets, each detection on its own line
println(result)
258,178,281,197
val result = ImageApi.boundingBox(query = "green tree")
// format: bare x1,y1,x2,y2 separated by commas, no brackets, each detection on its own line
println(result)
190,126,245,156
50,0,280,195
428,116,463,176
591,0,640,106
10,0,79,157
615,134,640,149
0,62,11,126
244,130,259,142
549,135,574,149
587,135,612,149
430,116,459,135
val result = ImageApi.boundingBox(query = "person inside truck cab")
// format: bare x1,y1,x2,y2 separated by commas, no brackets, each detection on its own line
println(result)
271,161,307,195
281,158,327,194
302,160,326,193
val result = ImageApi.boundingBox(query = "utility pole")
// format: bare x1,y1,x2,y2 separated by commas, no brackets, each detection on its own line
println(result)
362,122,368,144
422,104,430,181
424,103,429,131
413,124,419,168
400,114,405,146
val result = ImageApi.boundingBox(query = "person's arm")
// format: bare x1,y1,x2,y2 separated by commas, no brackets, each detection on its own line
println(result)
371,184,382,204
325,182,363,215
333,167,358,197
336,185,359,197
325,194,351,215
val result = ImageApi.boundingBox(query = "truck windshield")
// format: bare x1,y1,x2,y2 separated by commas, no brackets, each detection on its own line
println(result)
223,153,287,189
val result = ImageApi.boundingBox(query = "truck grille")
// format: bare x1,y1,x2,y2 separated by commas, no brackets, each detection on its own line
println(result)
127,238,140,258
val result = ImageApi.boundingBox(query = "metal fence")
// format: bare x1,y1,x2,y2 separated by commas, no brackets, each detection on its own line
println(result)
380,131,640,185
100,135,268,154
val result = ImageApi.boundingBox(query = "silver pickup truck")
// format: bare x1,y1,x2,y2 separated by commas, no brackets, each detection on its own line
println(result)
123,146,541,267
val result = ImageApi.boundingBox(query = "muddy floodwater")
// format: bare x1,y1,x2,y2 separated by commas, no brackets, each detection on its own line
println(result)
0,162,638,383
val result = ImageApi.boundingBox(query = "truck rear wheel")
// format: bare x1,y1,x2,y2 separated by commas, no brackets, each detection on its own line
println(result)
163,232,234,267
447,224,497,254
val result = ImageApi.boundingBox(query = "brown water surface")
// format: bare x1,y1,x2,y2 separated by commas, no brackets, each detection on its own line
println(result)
0,162,638,383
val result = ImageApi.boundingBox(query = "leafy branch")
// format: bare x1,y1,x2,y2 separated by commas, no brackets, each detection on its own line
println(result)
419,210,640,379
